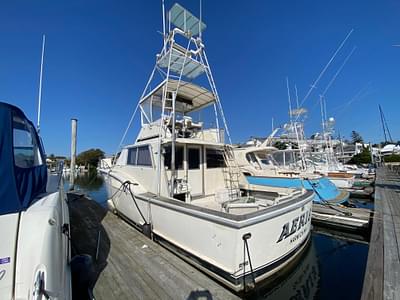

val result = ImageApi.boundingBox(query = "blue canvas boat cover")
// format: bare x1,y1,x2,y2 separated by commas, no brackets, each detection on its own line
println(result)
0,102,47,215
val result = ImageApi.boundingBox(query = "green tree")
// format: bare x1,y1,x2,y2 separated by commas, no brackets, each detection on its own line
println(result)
348,147,371,164
273,141,287,150
351,131,364,144
384,154,400,163
76,148,105,168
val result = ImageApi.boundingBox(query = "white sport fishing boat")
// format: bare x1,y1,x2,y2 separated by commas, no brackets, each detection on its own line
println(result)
101,3,313,291
302,151,356,188
233,144,349,204
0,102,71,299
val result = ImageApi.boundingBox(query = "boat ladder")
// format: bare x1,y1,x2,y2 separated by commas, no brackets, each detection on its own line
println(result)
221,145,242,202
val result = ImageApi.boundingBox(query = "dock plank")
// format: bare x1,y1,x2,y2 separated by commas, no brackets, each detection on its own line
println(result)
68,194,240,300
361,167,400,300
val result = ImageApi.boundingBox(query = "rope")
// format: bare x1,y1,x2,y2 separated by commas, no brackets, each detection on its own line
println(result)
110,180,148,224
242,233,258,295
305,178,352,216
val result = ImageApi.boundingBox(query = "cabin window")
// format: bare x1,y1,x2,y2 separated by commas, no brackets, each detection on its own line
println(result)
12,115,43,168
127,148,138,165
164,146,184,170
188,148,200,169
206,149,226,168
246,152,260,169
246,153,257,164
137,146,152,166
127,145,152,167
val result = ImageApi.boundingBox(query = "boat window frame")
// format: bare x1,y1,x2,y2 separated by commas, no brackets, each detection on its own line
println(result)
188,147,201,170
163,145,184,170
127,144,153,168
12,114,44,168
205,148,226,169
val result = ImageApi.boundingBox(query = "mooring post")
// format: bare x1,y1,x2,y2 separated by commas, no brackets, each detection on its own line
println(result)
70,118,78,190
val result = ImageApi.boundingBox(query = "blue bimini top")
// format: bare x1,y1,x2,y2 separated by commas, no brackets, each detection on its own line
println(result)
0,102,47,215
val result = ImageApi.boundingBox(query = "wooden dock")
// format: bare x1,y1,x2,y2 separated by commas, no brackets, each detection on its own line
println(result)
67,193,240,300
361,166,400,300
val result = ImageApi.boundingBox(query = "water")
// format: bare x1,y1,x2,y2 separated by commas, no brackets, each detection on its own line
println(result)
349,197,374,210
69,171,369,300
64,170,108,206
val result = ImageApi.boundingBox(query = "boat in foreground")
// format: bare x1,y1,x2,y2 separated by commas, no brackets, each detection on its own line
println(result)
100,3,313,292
0,102,71,299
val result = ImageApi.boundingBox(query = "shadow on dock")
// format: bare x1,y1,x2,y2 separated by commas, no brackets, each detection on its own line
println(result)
67,192,239,300
67,192,111,300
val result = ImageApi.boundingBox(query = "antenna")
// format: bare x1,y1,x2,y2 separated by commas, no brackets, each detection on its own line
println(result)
286,77,293,122
37,34,46,134
162,0,166,47
199,0,202,40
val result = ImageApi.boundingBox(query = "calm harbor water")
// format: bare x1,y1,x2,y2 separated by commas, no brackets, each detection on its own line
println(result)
66,171,369,300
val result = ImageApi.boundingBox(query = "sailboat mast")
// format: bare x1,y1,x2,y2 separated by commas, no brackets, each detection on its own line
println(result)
379,104,393,143
37,34,46,134
379,105,387,143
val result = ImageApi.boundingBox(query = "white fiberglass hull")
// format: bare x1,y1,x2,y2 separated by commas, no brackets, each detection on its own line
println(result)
103,172,313,291
328,177,354,189
0,176,71,300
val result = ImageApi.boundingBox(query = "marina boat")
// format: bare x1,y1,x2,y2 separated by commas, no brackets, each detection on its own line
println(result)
0,102,71,299
233,145,349,204
302,152,356,189
262,146,356,189
100,3,314,292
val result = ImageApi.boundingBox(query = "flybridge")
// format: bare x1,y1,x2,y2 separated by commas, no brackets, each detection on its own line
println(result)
156,3,207,80
132,1,232,144
168,3,206,37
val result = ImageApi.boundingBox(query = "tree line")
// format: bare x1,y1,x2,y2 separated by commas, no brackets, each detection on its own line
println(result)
48,148,105,169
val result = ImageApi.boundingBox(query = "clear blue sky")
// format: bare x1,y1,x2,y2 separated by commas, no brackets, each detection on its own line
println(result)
1,0,399,156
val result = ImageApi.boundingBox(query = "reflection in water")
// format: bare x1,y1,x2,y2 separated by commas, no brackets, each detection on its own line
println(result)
349,197,374,209
264,244,319,300
64,170,107,205
244,232,368,300
74,171,104,190
244,242,319,300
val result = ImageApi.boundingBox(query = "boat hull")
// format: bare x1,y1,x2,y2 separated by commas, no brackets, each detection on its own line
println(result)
246,176,349,204
327,173,355,189
103,171,313,291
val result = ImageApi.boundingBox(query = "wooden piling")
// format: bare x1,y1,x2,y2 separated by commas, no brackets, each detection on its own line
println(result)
70,118,77,189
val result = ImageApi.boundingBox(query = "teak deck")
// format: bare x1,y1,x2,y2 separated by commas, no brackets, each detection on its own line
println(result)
67,193,240,300
361,166,400,300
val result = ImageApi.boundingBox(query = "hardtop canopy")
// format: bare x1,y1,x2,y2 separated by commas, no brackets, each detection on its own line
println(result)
139,79,215,114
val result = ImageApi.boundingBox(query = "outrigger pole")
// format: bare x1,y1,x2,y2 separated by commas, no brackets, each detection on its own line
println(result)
295,29,354,123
